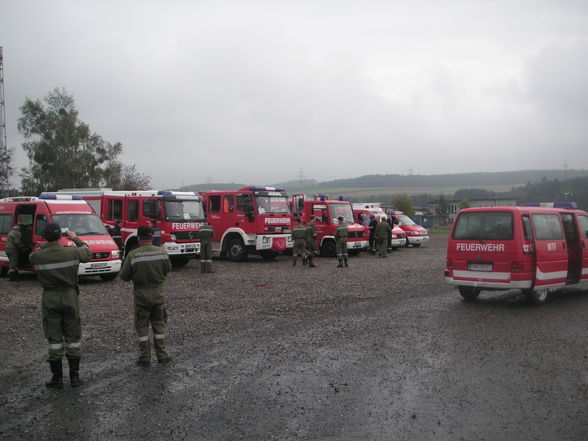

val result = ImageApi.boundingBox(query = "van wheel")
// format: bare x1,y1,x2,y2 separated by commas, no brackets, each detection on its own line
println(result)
458,286,481,300
100,273,118,281
227,238,248,261
321,240,336,258
524,288,549,305
412,243,421,248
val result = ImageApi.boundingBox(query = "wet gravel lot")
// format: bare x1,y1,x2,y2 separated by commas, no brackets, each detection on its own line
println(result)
2,234,588,441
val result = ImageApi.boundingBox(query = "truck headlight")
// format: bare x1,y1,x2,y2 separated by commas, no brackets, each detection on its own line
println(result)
112,250,120,259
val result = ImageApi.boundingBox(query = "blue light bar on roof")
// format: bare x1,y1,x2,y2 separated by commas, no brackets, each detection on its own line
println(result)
40,193,82,200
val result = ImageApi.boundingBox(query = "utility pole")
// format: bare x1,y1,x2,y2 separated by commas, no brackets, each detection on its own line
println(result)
0,46,9,197
297,168,304,188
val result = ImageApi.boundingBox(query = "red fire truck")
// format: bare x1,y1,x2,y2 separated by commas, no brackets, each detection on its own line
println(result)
199,186,293,261
0,195,121,280
291,194,369,256
49,189,204,266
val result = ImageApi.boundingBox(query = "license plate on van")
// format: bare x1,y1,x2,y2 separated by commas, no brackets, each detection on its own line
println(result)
90,262,108,269
468,262,492,272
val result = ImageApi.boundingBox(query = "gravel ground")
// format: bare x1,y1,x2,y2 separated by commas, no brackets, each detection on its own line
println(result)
1,235,588,441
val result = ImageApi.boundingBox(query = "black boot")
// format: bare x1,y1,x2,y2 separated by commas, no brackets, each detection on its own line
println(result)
292,257,297,267
309,256,317,268
337,259,343,268
8,270,19,282
46,360,63,389
67,357,81,387
344,258,349,267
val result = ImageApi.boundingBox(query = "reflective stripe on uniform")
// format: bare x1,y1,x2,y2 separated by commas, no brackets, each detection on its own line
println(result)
65,341,81,348
138,335,149,342
49,343,64,350
154,334,166,339
35,260,79,271
200,259,212,263
131,254,169,265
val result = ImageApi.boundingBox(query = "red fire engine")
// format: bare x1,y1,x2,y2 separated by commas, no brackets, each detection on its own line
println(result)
49,189,204,266
291,194,369,256
199,186,293,261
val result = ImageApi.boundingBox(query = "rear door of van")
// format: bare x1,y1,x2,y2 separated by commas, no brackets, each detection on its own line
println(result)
576,213,588,281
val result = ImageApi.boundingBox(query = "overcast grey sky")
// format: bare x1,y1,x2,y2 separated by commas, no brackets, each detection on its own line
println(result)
2,0,587,188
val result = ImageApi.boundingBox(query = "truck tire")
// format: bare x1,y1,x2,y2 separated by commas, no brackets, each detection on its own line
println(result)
227,238,248,262
458,286,481,300
321,240,336,258
171,256,190,267
100,272,118,281
524,288,549,305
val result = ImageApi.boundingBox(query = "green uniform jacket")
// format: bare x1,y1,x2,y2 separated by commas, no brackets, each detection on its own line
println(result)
374,221,391,240
334,224,349,241
120,243,171,287
306,221,319,251
6,227,21,253
198,223,214,244
291,224,307,241
29,238,92,289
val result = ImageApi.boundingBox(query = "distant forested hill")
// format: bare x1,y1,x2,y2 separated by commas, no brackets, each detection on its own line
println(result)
310,169,588,189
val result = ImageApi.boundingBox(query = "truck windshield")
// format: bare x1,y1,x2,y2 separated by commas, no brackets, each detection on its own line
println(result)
256,197,290,214
453,212,513,240
164,200,204,221
51,214,108,236
328,203,354,224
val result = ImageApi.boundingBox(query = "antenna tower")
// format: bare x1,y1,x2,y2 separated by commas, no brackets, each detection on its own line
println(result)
0,47,9,196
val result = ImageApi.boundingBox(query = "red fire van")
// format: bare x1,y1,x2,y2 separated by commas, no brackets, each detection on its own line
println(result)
445,205,588,304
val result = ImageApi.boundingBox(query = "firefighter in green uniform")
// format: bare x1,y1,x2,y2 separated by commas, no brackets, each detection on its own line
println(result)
334,216,349,267
29,223,92,388
6,224,22,281
120,226,172,366
291,218,307,266
374,216,392,257
305,215,319,268
198,218,214,273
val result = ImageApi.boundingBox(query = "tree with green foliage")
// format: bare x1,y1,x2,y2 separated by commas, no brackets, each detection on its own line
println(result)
0,147,14,196
459,200,471,210
104,162,151,190
18,88,126,194
436,194,449,216
391,194,415,218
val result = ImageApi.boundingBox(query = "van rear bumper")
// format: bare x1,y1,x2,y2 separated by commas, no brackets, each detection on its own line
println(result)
446,274,532,289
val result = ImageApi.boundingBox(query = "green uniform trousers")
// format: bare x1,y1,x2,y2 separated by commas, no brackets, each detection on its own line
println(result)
42,288,81,361
6,249,19,272
134,286,170,362
336,238,348,258
377,237,388,256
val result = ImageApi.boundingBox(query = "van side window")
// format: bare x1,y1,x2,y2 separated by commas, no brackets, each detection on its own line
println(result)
522,215,533,240
208,195,221,213
35,215,48,236
127,200,139,222
0,214,12,234
532,214,563,240
108,199,122,221
578,215,588,239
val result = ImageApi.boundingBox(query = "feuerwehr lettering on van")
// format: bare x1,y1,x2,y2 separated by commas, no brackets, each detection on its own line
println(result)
456,243,505,252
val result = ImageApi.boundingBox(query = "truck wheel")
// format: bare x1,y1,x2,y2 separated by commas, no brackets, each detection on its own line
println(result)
412,243,421,248
100,273,118,281
171,256,190,267
259,251,277,261
458,286,481,300
227,238,248,261
321,241,336,258
524,288,549,305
